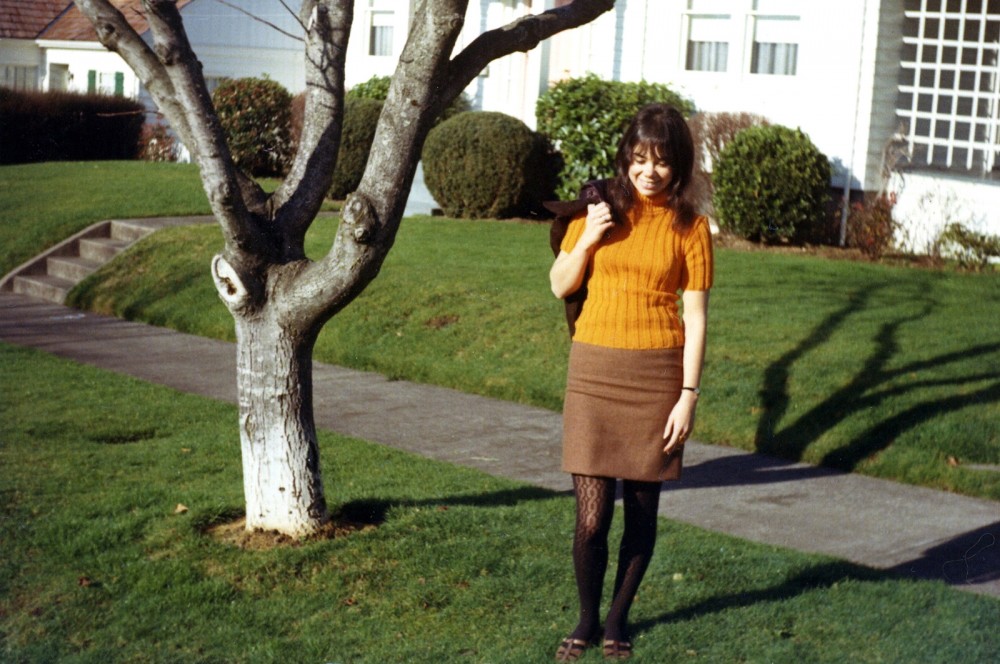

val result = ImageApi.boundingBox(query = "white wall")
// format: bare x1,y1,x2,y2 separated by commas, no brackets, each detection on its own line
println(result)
890,171,1000,253
179,0,305,92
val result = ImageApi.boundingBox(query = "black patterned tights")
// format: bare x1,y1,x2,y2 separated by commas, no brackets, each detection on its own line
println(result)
568,474,662,644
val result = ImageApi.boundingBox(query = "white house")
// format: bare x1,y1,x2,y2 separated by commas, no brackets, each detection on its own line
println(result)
540,0,1000,251
4,1,998,250
334,0,1000,250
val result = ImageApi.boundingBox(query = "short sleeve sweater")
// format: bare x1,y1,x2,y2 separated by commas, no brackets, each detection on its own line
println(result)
559,192,714,350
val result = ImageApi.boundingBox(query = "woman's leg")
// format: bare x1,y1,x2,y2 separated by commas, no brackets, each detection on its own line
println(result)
567,473,616,642
604,479,662,644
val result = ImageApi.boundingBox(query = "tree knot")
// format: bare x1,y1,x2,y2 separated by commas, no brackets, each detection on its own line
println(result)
343,193,378,244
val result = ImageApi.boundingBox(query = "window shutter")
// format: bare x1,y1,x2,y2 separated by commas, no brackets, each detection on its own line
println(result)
114,72,124,96
87,70,96,93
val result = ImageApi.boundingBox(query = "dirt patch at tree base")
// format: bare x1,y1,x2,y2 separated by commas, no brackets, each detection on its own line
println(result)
206,517,377,550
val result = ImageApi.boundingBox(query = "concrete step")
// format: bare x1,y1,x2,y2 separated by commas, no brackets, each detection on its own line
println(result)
79,237,130,263
1,215,214,303
11,273,74,303
111,219,160,243
47,254,103,282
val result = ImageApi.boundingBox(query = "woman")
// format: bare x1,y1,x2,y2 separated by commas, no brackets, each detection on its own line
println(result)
550,104,713,661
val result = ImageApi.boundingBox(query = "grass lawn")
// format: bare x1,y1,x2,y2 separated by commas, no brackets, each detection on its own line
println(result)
3,162,999,501
64,216,1000,501
0,162,1000,499
2,342,998,663
0,162,211,276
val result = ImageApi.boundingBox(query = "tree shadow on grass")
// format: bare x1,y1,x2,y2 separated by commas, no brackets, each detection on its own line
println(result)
632,521,1000,640
334,484,568,526
632,560,887,636
753,286,1000,472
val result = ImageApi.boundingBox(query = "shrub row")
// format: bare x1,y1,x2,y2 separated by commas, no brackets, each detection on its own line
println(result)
0,89,145,164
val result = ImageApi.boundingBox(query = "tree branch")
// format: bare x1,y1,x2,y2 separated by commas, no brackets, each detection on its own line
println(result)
440,0,615,107
273,0,352,243
140,0,263,253
212,0,304,42
72,0,194,149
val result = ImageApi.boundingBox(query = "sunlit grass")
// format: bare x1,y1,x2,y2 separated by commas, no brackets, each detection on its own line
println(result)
2,342,998,662
68,216,1000,500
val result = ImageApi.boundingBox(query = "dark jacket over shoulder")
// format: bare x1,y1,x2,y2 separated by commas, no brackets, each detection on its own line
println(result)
542,179,615,337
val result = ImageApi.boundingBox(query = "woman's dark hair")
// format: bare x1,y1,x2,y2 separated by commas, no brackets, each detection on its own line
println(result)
606,103,697,229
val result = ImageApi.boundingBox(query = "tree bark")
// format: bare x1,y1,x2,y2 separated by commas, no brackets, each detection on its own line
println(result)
235,315,325,534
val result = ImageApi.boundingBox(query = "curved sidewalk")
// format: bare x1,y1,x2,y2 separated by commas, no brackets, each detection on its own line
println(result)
1,291,997,597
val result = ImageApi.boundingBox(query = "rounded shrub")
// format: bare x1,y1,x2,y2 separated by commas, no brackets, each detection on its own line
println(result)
713,125,831,242
212,77,293,177
535,74,695,199
422,111,559,219
329,96,383,200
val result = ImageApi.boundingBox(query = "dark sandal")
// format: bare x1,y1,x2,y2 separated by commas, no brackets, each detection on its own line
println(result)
603,639,633,660
555,637,593,661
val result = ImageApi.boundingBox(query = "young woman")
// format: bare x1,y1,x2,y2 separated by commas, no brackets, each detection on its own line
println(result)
550,104,713,661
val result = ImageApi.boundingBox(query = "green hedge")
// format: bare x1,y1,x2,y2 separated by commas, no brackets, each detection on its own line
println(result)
536,74,695,199
713,125,831,243
0,89,144,164
422,111,559,219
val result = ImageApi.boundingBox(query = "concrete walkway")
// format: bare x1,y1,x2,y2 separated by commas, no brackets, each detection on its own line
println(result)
1,292,997,597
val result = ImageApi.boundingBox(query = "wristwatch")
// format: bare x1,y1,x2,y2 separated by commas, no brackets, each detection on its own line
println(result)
682,386,701,396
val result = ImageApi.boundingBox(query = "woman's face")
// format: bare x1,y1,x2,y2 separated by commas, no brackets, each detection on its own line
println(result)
627,144,672,198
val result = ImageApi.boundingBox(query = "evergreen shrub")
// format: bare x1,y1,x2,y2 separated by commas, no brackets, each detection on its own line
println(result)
422,111,560,219
713,125,832,242
535,74,695,199
329,96,383,199
0,89,144,164
212,77,293,177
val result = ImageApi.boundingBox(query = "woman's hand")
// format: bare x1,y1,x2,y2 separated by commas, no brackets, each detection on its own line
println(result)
550,203,614,299
663,390,697,454
580,202,615,249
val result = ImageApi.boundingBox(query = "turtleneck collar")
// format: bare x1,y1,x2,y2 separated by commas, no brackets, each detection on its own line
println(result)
632,190,671,213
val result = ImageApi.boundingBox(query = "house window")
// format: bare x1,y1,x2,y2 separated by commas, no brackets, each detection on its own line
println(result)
897,0,1000,174
750,16,800,75
1,65,38,91
685,4,731,72
87,70,125,96
368,1,394,57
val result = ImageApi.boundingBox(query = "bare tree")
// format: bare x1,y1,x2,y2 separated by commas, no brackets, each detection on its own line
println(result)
73,0,614,535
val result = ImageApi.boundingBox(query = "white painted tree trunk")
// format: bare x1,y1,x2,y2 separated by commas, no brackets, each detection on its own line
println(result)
235,314,327,535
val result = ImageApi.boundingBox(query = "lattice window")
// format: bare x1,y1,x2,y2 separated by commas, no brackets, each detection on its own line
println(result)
897,0,1000,174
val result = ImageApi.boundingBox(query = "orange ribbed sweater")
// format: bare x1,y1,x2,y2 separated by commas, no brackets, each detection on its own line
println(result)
560,193,714,350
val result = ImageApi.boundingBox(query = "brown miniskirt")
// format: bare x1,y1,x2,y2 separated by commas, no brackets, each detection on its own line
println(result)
562,342,684,482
